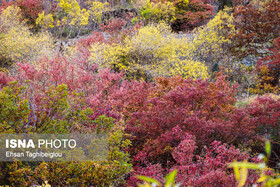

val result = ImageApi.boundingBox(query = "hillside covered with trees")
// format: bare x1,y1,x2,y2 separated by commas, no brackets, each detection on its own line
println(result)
0,0,280,185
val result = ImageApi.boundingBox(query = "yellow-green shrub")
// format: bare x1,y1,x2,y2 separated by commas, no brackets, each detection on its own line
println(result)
188,8,235,70
88,23,209,80
140,1,176,24
88,1,109,24
0,6,54,64
36,0,108,38
168,59,208,79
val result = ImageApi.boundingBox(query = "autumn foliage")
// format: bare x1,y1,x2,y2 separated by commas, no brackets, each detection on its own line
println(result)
230,0,280,58
0,0,43,27
254,37,280,94
0,0,280,185
141,0,213,31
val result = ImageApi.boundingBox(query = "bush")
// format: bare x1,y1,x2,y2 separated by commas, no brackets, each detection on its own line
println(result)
36,0,109,38
169,0,213,31
88,23,209,80
0,6,54,65
252,37,280,94
230,0,280,59
128,140,258,186
140,1,176,24
0,0,43,28
0,57,132,185
188,8,235,70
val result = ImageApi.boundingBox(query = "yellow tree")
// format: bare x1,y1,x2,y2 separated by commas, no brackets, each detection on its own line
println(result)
0,6,54,66
88,22,209,80
36,0,108,38
188,8,235,71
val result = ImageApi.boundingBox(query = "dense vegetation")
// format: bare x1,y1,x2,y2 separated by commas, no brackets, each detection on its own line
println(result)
0,0,279,186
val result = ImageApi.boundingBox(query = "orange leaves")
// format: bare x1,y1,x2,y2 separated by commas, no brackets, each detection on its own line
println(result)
230,0,280,58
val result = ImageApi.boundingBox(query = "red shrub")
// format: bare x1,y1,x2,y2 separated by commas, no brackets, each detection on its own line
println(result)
168,0,213,31
0,0,13,11
127,163,164,186
230,0,280,58
128,139,259,186
17,0,43,25
0,72,14,89
173,141,250,186
126,75,255,164
9,53,126,123
248,96,280,134
101,18,127,34
78,31,106,48
124,74,262,185
256,37,280,90
100,17,142,43
247,96,280,167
